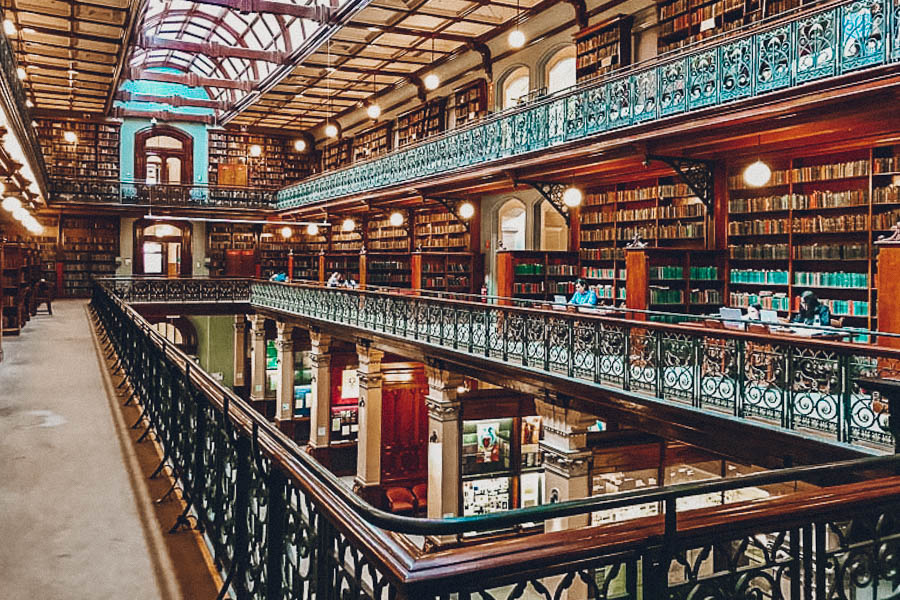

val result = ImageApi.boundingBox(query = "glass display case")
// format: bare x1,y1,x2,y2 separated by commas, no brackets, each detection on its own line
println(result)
264,339,314,417
331,366,360,443
462,418,512,477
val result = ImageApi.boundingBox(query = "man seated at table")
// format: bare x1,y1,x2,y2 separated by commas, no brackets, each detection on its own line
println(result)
745,303,762,321
569,279,598,306
791,291,831,326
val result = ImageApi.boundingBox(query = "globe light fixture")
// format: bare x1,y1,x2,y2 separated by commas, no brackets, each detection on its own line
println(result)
280,226,293,239
562,186,583,208
12,206,28,221
389,211,404,227
2,196,21,212
325,123,339,138
63,130,78,144
743,159,772,188
366,102,382,119
16,66,26,80
294,139,307,152
424,73,440,90
508,29,526,49
4,19,16,36
342,218,355,232
306,223,319,236
459,202,475,219
249,144,262,158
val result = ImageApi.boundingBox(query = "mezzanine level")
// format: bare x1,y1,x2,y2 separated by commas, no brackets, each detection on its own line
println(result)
277,0,900,211
90,275,900,599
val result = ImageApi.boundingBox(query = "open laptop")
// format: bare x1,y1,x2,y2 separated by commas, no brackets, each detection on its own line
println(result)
553,294,567,305
760,309,779,324
719,307,745,330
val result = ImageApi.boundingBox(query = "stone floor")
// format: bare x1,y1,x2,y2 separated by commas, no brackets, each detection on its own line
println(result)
0,300,217,599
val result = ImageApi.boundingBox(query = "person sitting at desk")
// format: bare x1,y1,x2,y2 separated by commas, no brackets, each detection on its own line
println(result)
569,279,598,306
745,303,762,320
792,291,831,326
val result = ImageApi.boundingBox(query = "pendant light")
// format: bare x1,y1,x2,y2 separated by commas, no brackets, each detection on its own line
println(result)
342,217,356,232
307,223,319,236
366,73,381,119
424,36,440,90
459,201,475,219
743,135,772,187
508,0,526,49
563,186,583,207
389,211,404,227
325,38,338,139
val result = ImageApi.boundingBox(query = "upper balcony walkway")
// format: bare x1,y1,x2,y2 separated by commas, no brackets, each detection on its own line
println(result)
89,275,900,599
103,276,900,465
277,0,900,210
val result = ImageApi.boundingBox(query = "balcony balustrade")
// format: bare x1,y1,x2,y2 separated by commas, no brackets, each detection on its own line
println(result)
48,178,276,210
278,0,900,209
92,276,900,600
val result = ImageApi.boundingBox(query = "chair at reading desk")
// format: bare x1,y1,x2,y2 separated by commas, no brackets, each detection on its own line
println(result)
746,323,769,335
704,319,725,329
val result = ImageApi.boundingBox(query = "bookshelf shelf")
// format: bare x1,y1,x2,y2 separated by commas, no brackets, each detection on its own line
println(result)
397,98,446,147
574,15,633,83
454,80,487,128
208,130,317,188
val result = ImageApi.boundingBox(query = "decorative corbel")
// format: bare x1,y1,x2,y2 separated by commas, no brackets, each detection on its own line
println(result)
564,0,589,30
467,41,493,81
408,75,428,103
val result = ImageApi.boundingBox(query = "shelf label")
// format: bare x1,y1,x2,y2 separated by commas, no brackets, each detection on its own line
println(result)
700,17,716,32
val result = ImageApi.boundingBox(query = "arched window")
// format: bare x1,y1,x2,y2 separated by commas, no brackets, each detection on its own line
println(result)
502,67,530,109
135,125,194,185
540,201,568,251
134,219,192,277
546,46,576,94
149,317,198,355
498,198,526,250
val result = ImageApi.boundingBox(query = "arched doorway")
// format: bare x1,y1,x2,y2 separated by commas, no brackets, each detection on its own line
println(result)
134,219,193,276
135,125,193,185
148,317,198,355
498,198,527,250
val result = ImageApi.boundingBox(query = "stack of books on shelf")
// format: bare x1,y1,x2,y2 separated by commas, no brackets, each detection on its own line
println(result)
650,265,683,280
730,291,790,311
690,266,719,280
690,289,722,304
791,159,869,182
805,298,869,317
792,214,868,233
650,287,684,305
794,243,867,260
514,262,545,275
793,271,868,289
729,244,789,260
730,269,789,284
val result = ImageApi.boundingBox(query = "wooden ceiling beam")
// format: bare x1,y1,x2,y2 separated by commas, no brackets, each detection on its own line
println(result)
111,107,215,123
347,23,471,43
187,0,334,20
115,90,225,109
126,68,256,91
136,35,287,63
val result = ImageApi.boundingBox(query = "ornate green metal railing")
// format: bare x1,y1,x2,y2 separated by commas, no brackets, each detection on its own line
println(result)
92,277,900,599
246,279,900,450
278,0,899,209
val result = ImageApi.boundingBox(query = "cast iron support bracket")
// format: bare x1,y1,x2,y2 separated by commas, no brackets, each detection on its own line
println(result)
646,154,716,214
525,182,570,225
429,197,471,233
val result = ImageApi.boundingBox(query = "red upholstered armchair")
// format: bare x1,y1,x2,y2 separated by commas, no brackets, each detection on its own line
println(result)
411,483,427,514
385,487,416,515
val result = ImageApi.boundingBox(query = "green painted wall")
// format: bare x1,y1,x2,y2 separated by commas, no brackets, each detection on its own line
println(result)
189,315,235,388
120,118,209,184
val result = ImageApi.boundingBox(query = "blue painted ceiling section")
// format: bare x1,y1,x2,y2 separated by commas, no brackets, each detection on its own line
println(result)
113,68,214,116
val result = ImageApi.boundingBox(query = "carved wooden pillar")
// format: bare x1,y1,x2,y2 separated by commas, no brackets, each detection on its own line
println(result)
248,314,267,404
233,314,247,389
535,395,595,532
355,341,384,504
274,322,295,431
308,330,332,452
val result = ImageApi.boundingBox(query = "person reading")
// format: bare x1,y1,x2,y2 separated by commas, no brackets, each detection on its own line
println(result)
745,303,762,320
792,291,830,326
569,279,598,306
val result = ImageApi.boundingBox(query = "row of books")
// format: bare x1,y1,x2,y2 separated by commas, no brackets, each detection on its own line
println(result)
792,214,868,233
580,248,625,261
581,267,625,279
791,160,870,183
729,291,791,311
795,243,868,260
650,266,683,280
818,298,870,317
729,219,789,235
690,289,723,304
793,271,868,288
650,287,684,305
729,243,789,260
690,266,720,280
729,169,790,190
874,156,900,173
730,269,790,284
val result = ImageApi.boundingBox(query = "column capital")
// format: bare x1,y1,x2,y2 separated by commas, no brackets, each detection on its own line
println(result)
356,341,384,369
541,446,592,478
426,397,461,422
309,330,332,352
233,314,246,331
275,337,293,353
276,321,295,340
247,314,266,337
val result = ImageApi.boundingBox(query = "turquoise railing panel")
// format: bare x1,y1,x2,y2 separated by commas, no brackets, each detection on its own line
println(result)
277,0,899,210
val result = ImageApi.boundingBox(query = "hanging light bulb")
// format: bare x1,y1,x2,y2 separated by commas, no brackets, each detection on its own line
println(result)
563,186,583,207
12,206,28,221
459,202,475,219
342,217,355,232
325,123,339,138
366,102,381,119
508,29,526,49
16,66,26,80
249,144,262,157
63,130,78,144
306,223,319,236
294,138,307,152
389,211,404,227
2,196,20,212
743,159,772,187
25,99,33,108
4,19,16,36
280,226,293,239
424,73,440,90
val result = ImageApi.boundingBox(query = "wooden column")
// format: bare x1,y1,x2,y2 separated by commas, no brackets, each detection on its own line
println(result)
355,341,385,505
535,395,595,532
232,315,247,389
424,361,465,525
318,252,325,283
876,235,900,348
625,247,649,320
248,314,267,403
308,330,332,452
359,250,367,288
274,322,295,432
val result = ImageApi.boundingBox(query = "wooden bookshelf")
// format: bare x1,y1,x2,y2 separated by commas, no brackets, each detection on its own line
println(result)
414,208,471,251
322,139,354,172
725,145,897,329
36,119,120,181
367,215,411,253
578,176,707,303
625,247,725,319
207,223,258,276
496,251,580,301
324,253,362,285
574,15,633,83
454,79,488,128
366,253,412,288
60,215,119,298
1,243,40,334
353,122,393,163
208,130,317,188
397,98,447,147
411,252,477,293
260,225,308,279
